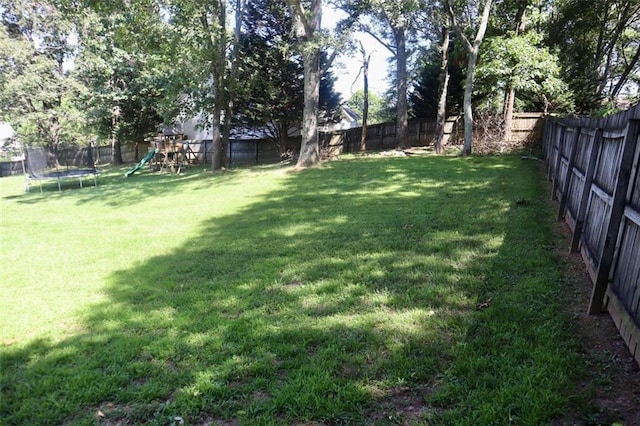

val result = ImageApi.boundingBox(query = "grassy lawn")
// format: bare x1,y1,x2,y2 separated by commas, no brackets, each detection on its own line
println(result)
1,154,587,424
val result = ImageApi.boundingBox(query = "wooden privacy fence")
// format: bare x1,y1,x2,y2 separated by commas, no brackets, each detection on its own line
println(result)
92,140,282,166
0,138,291,174
327,113,544,154
1,114,545,174
543,103,640,364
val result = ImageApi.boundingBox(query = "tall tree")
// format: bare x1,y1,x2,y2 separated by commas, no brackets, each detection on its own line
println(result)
475,32,573,113
347,0,420,149
287,0,323,167
501,0,529,144
412,0,463,153
235,0,340,156
446,0,493,156
319,59,343,123
163,0,230,171
410,38,464,119
348,40,372,151
0,0,84,151
435,14,450,154
235,0,303,152
75,2,166,164
549,0,640,112
221,0,245,161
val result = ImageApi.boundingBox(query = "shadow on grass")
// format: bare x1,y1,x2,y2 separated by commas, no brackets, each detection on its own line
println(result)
1,155,581,424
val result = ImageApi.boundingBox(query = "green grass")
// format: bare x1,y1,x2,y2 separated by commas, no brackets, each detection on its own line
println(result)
1,155,585,424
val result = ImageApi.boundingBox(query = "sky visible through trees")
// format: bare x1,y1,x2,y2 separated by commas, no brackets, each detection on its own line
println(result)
323,7,392,98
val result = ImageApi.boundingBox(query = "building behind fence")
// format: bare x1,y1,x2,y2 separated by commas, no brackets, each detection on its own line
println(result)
543,103,640,365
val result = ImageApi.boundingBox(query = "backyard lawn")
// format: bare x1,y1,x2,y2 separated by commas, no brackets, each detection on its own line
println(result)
0,153,618,424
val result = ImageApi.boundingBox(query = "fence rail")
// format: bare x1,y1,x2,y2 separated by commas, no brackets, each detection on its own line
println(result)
543,103,640,365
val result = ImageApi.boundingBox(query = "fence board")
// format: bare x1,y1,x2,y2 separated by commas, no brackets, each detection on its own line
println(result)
595,133,625,194
571,129,603,252
543,104,640,366
583,190,611,270
575,129,595,173
566,169,585,223
589,119,639,313
558,128,581,221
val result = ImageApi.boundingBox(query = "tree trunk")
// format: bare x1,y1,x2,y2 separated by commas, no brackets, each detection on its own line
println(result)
447,0,492,156
111,139,122,165
395,26,409,149
221,105,231,168
293,0,322,168
278,120,290,157
210,0,227,172
461,48,478,156
502,0,528,145
435,23,450,154
221,0,244,168
297,46,321,167
211,100,223,171
360,45,370,152
111,107,122,165
610,44,640,99
503,86,515,145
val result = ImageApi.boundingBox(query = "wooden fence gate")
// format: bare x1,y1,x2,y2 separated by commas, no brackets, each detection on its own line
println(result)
543,104,640,365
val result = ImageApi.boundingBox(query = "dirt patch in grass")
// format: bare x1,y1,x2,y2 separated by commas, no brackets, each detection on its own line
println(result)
555,222,640,424
364,384,440,425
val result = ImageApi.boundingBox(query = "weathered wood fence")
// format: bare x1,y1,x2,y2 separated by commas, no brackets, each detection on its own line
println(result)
323,113,544,154
91,139,286,166
543,103,640,364
1,114,545,173
0,138,290,174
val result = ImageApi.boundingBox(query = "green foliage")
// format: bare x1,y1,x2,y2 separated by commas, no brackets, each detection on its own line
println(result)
160,0,229,125
320,65,343,122
548,0,640,113
234,0,341,145
234,0,304,141
476,32,574,113
0,0,87,148
410,39,465,118
75,1,168,144
347,89,394,124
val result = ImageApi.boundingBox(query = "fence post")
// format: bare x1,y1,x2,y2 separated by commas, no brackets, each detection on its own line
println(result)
551,124,567,200
557,127,582,221
571,128,603,252
542,119,551,160
255,140,259,165
547,121,560,182
589,119,640,314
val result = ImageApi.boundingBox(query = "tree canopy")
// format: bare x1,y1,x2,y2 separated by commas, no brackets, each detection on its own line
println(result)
234,0,341,154
1,0,638,161
0,0,84,150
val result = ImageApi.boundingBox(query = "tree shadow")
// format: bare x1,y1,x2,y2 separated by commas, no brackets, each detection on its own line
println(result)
2,155,550,425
